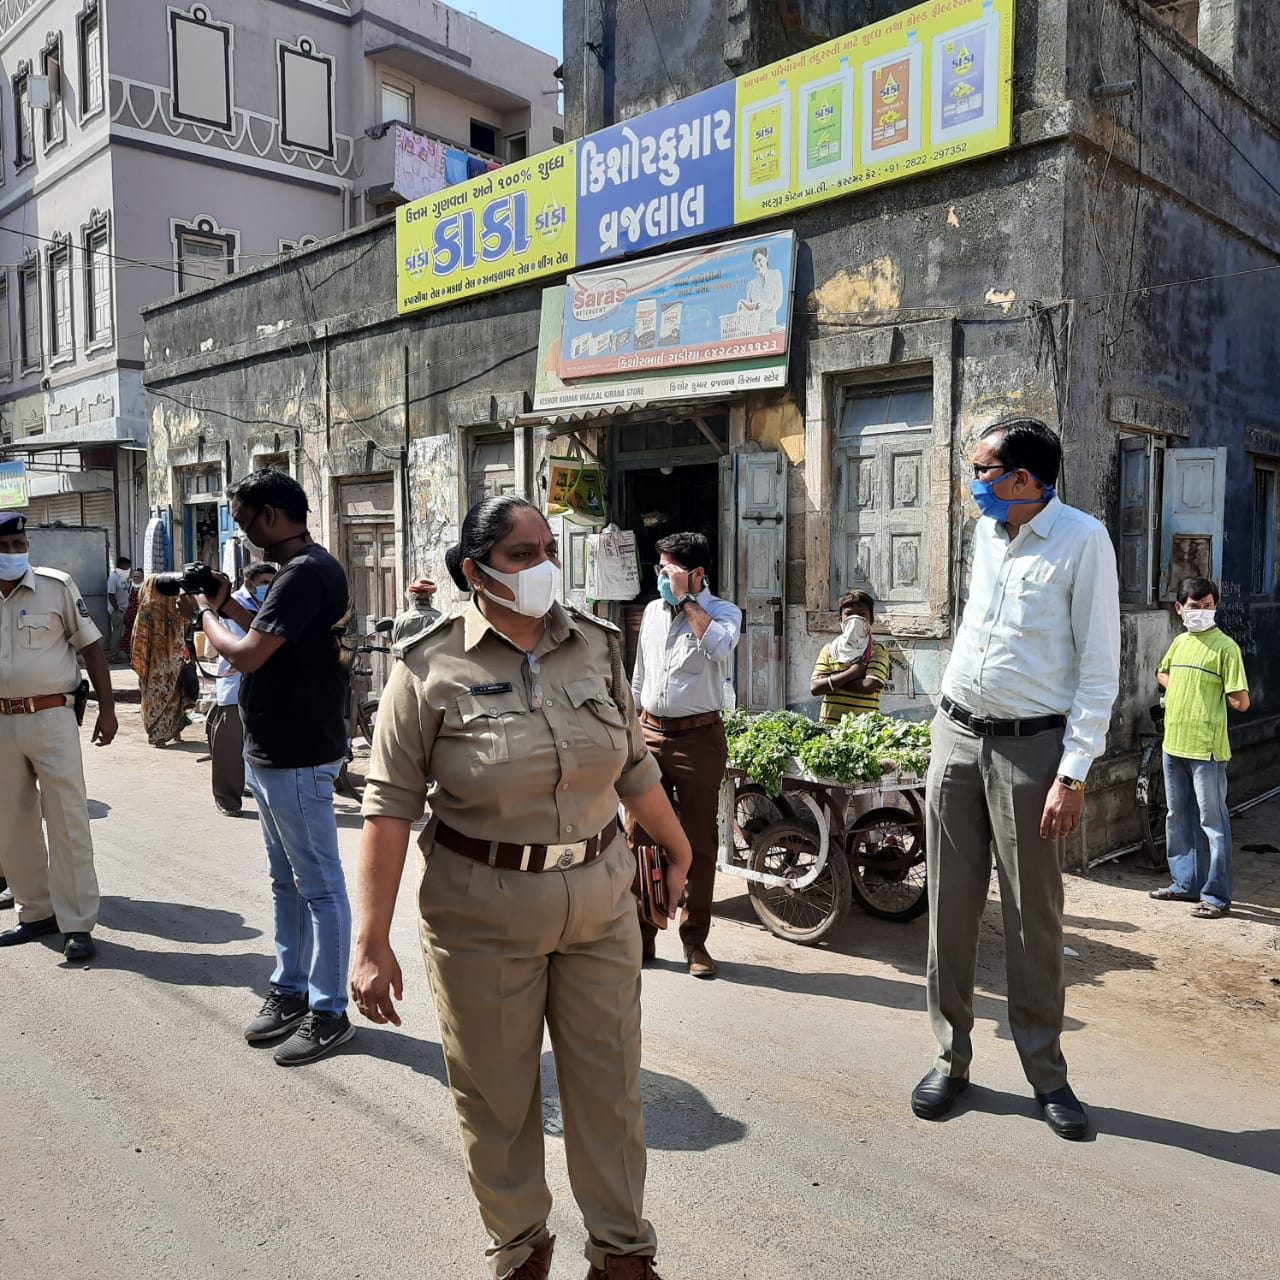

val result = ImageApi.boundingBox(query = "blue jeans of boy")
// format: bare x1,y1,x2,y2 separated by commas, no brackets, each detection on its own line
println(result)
1162,753,1232,910
245,758,350,1014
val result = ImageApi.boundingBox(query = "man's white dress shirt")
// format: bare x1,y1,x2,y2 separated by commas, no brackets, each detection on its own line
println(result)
942,497,1121,781
631,587,742,718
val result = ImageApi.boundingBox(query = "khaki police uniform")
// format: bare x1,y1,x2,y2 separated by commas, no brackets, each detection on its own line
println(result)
0,566,101,932
362,600,662,1278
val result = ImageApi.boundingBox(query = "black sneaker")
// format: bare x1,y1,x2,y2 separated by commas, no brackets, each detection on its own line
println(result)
273,1010,355,1067
244,987,309,1043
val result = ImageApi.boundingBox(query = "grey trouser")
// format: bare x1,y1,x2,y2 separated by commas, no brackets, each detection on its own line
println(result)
106,610,125,657
206,703,245,812
925,710,1069,1093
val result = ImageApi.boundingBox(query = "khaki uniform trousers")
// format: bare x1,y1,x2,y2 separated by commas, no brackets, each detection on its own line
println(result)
418,833,655,1277
925,711,1069,1094
626,719,727,952
0,706,99,933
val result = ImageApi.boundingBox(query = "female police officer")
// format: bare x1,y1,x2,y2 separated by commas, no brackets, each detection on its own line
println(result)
351,495,692,1280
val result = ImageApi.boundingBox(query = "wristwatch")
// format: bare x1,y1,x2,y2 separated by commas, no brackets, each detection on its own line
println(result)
197,605,217,628
678,594,697,609
1057,775,1086,793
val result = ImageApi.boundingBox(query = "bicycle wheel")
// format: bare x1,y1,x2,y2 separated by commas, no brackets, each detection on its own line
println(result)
846,807,928,922
1137,747,1168,869
356,698,380,746
747,821,852,945
731,784,793,866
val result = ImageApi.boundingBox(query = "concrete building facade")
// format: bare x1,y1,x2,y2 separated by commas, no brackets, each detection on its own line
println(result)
142,0,1280,861
0,0,560,567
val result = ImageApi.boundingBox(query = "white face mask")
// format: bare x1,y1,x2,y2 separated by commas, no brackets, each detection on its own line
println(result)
830,613,871,662
480,558,561,618
0,552,30,580
1181,608,1216,633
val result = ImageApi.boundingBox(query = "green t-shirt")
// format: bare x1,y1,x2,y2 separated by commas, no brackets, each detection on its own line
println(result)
1158,629,1248,761
813,641,892,724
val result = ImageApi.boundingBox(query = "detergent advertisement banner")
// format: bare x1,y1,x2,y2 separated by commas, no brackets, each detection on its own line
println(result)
397,0,1014,315
558,231,795,380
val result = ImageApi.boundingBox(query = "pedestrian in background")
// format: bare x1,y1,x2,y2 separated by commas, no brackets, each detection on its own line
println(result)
809,589,891,722
913,419,1120,1140
206,562,276,817
120,568,144,660
105,556,132,661
0,511,117,963
183,470,354,1067
628,531,741,978
390,577,441,648
131,577,192,748
351,495,690,1280
1150,577,1249,919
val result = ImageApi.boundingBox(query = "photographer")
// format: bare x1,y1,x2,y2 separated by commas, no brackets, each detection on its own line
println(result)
179,471,355,1068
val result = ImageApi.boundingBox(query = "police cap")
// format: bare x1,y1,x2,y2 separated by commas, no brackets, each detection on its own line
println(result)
0,511,27,535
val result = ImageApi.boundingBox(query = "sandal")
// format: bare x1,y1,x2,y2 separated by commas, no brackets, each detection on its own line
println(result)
1190,904,1228,918
1149,887,1196,901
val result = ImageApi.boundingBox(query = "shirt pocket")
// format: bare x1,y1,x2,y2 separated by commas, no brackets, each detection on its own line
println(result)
449,690,527,765
563,675,629,751
18,612,62,649
1008,579,1064,635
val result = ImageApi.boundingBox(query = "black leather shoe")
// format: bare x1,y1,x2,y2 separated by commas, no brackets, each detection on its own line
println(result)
63,932,96,962
0,917,59,946
911,1068,969,1119
1035,1085,1088,1140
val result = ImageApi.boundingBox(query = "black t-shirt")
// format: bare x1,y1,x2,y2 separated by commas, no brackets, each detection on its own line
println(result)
241,543,351,769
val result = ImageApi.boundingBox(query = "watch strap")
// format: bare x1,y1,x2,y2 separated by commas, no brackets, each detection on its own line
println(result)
1057,774,1086,792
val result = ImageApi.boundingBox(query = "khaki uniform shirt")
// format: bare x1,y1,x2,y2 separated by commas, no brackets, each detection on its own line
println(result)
0,566,101,699
362,600,660,846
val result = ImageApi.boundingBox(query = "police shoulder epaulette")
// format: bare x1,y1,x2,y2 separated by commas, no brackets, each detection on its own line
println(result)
393,610,458,659
32,565,73,586
567,603,620,634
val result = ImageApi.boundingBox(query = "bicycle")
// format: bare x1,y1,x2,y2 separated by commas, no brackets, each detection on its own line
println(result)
335,634,392,800
1135,703,1167,869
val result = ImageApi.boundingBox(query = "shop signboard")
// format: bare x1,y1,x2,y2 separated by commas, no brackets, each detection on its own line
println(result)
397,0,1014,315
0,459,29,508
558,231,795,380
532,286,788,411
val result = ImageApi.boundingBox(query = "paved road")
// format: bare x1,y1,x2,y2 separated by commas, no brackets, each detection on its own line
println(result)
3,709,1277,1279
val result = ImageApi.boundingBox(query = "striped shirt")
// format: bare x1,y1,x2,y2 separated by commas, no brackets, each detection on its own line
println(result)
813,641,891,724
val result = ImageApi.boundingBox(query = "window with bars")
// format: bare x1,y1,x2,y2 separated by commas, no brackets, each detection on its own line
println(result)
48,243,73,361
1252,465,1277,598
85,225,112,346
18,264,40,368
0,277,11,380
80,6,104,118
43,38,66,148
13,72,34,167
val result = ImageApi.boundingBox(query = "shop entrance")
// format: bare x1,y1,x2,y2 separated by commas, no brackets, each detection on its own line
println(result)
612,415,728,673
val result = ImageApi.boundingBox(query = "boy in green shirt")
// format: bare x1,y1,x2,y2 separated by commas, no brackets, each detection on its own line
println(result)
810,590,892,723
1150,577,1250,919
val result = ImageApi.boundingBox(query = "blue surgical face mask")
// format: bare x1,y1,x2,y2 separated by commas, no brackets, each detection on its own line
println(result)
0,552,30,580
253,584,270,603
657,569,681,607
970,471,1056,522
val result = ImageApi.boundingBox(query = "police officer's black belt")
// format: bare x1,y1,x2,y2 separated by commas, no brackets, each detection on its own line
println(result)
940,696,1066,738
435,817,619,873
0,693,72,715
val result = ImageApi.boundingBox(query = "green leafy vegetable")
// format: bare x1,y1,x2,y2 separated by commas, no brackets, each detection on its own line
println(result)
725,710,824,798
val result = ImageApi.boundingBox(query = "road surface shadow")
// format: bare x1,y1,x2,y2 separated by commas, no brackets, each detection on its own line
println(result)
87,799,111,819
946,1086,1280,1175
327,1024,450,1084
90,939,274,991
100,895,262,943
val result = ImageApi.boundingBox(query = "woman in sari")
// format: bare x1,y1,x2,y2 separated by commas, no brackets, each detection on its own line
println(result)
131,576,192,747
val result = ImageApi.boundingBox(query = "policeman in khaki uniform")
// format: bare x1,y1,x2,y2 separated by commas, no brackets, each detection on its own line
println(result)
351,496,692,1280
0,512,117,962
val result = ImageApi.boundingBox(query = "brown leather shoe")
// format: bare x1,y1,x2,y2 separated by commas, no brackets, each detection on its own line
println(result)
686,945,717,978
504,1235,555,1280
585,1256,663,1279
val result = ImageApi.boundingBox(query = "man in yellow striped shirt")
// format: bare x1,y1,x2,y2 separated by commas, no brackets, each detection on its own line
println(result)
810,590,891,723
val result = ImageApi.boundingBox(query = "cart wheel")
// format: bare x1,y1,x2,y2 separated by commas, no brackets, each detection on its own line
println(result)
747,821,852,945
846,807,927,923
732,785,793,866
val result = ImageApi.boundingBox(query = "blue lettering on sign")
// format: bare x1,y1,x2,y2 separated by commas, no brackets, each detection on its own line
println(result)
576,80,736,262
424,193,533,278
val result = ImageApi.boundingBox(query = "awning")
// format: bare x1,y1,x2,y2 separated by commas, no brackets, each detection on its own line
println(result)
0,417,146,455
510,399,733,452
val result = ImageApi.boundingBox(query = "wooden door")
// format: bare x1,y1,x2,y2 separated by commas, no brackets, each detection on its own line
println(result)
734,452,786,710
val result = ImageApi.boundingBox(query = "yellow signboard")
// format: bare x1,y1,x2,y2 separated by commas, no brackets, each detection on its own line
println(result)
735,0,1013,222
396,143,577,313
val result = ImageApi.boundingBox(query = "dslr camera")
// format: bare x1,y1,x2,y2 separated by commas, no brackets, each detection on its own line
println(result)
153,561,223,598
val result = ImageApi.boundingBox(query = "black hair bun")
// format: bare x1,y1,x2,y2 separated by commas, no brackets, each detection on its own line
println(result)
444,544,469,592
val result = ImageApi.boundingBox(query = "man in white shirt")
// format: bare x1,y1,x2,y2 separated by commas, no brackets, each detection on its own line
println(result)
629,532,741,977
911,419,1120,1140
105,556,132,661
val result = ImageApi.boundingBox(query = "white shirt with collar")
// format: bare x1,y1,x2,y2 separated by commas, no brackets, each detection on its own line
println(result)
631,586,742,718
941,496,1121,781
214,586,258,706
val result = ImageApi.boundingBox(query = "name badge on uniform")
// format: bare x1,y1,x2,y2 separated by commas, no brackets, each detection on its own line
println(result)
471,682,513,695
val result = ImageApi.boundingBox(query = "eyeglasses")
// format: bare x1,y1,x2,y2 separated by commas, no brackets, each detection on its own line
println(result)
972,463,1006,479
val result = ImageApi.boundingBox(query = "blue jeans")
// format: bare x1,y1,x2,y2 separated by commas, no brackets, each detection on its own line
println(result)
1163,753,1233,910
245,758,350,1014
